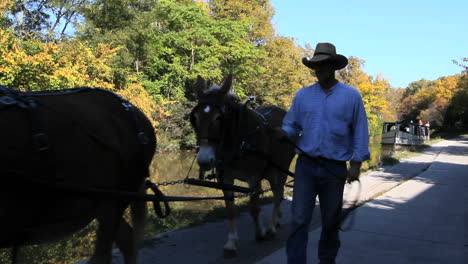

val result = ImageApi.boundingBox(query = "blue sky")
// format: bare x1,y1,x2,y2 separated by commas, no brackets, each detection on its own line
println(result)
270,0,467,88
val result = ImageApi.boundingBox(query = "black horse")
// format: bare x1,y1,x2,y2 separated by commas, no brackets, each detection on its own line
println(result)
0,86,156,264
190,76,295,256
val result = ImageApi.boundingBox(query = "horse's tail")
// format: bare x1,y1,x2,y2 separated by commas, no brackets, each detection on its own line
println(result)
130,182,148,247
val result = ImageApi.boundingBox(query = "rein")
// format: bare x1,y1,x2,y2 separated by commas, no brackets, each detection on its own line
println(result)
191,96,263,166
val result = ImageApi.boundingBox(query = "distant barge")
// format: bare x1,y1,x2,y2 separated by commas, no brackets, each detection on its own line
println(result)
381,122,430,145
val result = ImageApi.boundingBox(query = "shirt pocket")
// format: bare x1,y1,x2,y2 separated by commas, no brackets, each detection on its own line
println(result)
330,119,349,138
331,103,352,123
299,110,319,131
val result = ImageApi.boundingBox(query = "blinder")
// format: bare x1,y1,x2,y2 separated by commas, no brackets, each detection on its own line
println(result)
191,91,269,168
190,102,225,144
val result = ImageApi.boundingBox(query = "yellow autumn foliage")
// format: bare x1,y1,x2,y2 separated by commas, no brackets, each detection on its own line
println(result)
0,26,166,132
0,27,116,90
0,0,11,17
432,76,459,109
116,82,165,130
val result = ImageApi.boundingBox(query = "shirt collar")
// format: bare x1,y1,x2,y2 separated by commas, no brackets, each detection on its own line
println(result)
316,81,341,94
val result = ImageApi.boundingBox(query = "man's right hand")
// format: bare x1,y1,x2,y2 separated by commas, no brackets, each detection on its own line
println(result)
271,127,288,142
347,161,362,183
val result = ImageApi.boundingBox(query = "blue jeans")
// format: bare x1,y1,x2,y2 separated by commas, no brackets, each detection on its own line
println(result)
286,156,346,264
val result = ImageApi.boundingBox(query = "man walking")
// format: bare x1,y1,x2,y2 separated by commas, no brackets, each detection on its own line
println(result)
278,42,370,264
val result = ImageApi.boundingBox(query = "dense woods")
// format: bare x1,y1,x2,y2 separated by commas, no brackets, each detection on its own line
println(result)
0,0,466,151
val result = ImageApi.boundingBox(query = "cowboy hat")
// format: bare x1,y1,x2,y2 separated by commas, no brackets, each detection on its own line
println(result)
302,42,348,70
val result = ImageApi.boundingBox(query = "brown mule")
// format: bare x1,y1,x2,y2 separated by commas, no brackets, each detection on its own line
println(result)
0,87,156,264
190,76,295,256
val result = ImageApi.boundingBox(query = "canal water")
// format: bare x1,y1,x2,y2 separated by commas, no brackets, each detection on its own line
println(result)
151,138,400,187
0,139,414,264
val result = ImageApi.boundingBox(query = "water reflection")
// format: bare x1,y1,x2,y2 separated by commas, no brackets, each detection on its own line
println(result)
367,138,417,168
150,151,226,212
151,139,404,198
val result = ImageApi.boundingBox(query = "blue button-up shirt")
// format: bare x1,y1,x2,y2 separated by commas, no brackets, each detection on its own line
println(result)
282,82,370,162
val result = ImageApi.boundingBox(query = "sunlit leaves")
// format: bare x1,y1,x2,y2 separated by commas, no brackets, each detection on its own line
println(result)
251,36,315,108
337,57,391,135
0,27,116,90
116,82,164,129
444,62,468,130
208,0,275,44
142,1,261,101
399,74,463,128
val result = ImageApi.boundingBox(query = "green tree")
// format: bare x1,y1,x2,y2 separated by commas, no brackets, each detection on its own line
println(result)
399,72,464,129
337,56,366,88
419,75,459,126
384,87,404,121
247,36,315,108
399,79,435,122
4,0,88,40
337,56,391,136
207,0,316,110
8,0,51,39
144,1,261,100
208,0,275,44
444,58,468,130
142,1,263,148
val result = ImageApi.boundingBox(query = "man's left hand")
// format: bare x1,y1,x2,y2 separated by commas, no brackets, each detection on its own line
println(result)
347,162,362,183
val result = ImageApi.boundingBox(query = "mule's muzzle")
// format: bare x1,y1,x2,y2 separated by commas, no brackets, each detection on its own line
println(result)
197,157,215,171
196,144,216,171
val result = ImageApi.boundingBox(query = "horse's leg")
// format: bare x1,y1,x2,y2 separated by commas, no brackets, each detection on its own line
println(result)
248,177,266,242
88,202,125,264
11,246,19,264
266,169,287,238
115,194,148,264
130,197,148,248
221,175,238,257
115,219,137,264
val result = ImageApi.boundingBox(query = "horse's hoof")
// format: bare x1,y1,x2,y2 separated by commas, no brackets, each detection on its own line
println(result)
223,248,237,258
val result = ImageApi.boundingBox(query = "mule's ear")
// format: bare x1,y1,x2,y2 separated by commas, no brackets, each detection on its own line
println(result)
196,75,206,98
220,74,233,94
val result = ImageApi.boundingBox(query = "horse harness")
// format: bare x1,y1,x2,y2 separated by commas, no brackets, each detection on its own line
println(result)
190,95,361,230
0,85,151,183
190,95,271,169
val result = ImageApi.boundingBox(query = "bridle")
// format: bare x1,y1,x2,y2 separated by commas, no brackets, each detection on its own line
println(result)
190,95,265,171
190,102,225,145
